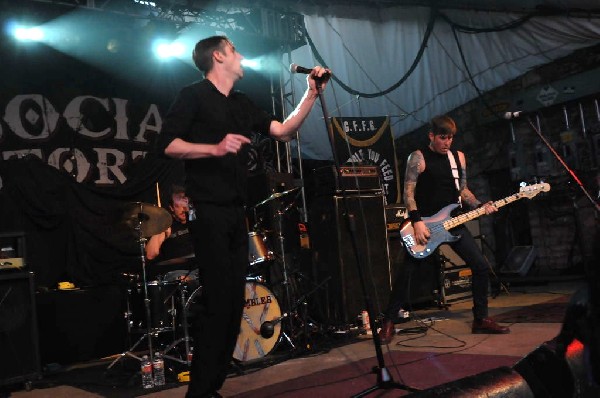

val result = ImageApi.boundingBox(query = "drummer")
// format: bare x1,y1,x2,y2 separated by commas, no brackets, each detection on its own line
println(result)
146,185,197,281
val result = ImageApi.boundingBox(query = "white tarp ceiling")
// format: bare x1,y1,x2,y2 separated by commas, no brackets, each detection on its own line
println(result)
286,7,600,159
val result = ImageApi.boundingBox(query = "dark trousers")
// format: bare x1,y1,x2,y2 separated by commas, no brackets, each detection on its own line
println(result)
186,203,248,398
386,224,489,321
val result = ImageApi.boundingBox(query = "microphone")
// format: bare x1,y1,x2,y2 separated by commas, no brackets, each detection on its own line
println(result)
289,63,331,77
503,111,523,120
259,313,288,338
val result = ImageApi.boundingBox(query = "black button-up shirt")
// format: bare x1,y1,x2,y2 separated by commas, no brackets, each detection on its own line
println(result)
156,79,274,206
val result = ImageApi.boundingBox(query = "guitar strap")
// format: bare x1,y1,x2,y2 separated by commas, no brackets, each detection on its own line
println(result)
447,150,462,207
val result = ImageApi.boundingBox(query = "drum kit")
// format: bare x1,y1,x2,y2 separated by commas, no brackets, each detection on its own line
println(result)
108,201,199,369
109,186,319,370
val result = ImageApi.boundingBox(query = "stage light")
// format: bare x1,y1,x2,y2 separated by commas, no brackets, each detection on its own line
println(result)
153,40,186,60
12,26,44,42
133,0,157,6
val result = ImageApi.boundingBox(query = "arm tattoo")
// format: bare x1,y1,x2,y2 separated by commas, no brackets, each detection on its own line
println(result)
461,189,480,208
458,151,480,208
403,151,423,211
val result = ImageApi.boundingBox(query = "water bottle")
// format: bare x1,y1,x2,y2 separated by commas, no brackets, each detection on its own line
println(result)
153,352,166,386
187,346,194,364
141,355,154,389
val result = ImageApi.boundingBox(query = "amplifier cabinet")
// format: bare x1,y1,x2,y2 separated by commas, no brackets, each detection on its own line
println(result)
0,272,42,386
312,165,382,196
309,194,392,325
385,204,407,232
442,266,473,304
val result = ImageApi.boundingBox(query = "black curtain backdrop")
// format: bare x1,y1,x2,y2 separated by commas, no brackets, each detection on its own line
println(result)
0,155,184,288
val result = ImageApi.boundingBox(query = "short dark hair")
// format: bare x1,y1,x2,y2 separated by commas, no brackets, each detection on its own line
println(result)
192,35,230,74
430,115,457,136
168,184,186,206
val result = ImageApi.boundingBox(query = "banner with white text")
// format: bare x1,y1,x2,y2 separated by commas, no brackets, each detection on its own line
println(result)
331,116,400,204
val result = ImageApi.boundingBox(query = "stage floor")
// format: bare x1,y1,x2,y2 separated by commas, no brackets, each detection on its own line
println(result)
7,279,593,397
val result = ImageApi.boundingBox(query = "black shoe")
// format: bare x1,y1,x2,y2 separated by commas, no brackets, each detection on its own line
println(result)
472,318,510,334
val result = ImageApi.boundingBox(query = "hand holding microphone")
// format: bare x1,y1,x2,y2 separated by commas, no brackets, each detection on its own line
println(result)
290,64,332,90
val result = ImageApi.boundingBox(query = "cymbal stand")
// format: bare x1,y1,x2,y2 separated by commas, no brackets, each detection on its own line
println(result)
291,275,331,348
272,197,300,350
163,280,200,365
108,207,155,369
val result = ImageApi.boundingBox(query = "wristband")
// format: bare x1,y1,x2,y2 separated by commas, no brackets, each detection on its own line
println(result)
408,210,422,223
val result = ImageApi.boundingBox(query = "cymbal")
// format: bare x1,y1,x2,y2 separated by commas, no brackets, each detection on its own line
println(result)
122,202,172,238
156,253,195,266
254,187,301,208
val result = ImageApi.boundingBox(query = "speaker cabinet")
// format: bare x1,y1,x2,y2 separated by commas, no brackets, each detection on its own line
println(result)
387,234,438,308
500,246,536,277
0,272,41,386
309,194,391,325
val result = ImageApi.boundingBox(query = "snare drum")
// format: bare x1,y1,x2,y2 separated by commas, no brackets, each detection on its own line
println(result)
248,231,273,266
233,282,281,362
127,280,178,332
161,269,199,283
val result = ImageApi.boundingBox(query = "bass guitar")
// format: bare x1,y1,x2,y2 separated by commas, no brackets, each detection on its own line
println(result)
400,183,550,259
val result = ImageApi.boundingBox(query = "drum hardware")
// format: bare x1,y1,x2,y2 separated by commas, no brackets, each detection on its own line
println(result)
248,231,274,267
287,273,331,348
245,275,266,284
162,280,200,366
156,253,196,267
252,187,300,208
121,201,172,239
252,188,303,352
107,202,172,370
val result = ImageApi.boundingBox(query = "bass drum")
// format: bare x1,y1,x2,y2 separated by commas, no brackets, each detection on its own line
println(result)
233,282,281,362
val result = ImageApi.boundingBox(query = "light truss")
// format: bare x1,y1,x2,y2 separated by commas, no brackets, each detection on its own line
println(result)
24,0,306,48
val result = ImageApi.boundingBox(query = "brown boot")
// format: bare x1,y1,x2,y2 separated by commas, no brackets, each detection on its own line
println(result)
472,318,510,334
378,319,395,344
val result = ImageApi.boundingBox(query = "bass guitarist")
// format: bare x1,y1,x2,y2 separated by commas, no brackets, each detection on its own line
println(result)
379,115,510,344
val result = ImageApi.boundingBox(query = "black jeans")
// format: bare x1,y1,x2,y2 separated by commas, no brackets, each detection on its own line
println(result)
386,224,489,321
185,203,247,398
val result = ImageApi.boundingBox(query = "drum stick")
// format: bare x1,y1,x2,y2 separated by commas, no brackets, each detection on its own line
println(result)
155,182,162,207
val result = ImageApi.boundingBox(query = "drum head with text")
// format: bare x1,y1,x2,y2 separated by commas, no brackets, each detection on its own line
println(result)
233,282,281,361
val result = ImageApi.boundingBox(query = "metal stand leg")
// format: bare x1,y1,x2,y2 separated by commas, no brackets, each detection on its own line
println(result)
274,209,295,338
107,334,146,369
163,282,199,365
107,203,158,369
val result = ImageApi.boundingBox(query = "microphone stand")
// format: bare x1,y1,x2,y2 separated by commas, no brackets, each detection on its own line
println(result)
526,116,599,213
314,78,418,396
525,115,600,386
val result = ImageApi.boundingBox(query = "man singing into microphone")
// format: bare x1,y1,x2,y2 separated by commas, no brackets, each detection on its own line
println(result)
155,35,330,398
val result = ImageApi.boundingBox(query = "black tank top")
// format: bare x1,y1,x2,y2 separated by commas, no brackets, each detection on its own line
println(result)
414,146,462,217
